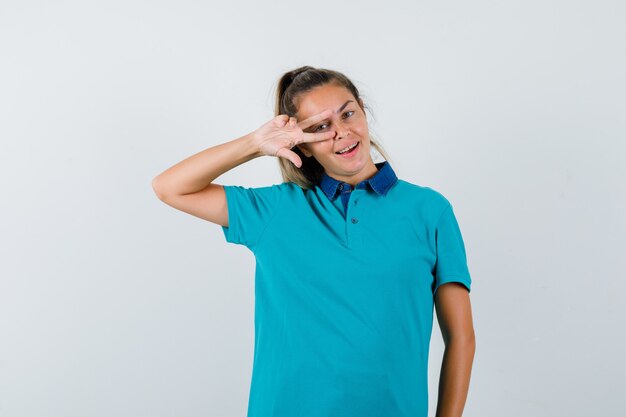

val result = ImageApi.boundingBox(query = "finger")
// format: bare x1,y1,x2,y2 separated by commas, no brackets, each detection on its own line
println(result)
302,129,336,143
275,115,289,127
297,109,333,131
276,147,303,168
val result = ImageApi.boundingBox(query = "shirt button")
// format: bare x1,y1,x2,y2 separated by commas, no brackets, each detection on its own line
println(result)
338,184,344,190
351,217,358,224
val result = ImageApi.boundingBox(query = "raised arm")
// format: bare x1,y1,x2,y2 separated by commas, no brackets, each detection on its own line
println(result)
151,110,336,226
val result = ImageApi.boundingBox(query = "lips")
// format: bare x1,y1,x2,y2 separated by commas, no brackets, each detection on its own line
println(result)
335,141,360,158
335,141,359,154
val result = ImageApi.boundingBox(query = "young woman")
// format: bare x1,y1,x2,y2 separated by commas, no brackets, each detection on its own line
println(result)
152,66,475,417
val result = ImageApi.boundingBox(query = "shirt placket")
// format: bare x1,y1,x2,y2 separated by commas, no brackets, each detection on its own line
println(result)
338,182,366,248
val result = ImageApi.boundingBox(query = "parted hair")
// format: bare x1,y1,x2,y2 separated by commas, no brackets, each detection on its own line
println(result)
274,66,392,189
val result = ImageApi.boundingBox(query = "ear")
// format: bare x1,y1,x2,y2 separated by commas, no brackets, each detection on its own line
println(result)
296,143,313,158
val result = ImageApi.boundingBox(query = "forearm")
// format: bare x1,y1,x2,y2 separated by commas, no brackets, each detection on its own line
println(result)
152,133,261,198
434,337,475,417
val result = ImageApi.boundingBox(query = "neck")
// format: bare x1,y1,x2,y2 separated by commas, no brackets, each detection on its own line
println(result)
327,159,379,187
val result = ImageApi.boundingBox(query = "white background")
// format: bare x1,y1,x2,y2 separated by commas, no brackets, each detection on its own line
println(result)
1,1,625,416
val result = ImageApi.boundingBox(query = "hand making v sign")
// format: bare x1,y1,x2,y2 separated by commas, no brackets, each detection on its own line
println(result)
252,109,336,168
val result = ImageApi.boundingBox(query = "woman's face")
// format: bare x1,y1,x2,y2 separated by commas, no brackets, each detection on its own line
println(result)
295,82,378,185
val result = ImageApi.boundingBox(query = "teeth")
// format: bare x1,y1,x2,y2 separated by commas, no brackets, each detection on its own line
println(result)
337,143,357,154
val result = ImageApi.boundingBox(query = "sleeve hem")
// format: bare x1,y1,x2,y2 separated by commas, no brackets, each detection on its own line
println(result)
433,275,471,296
221,185,238,244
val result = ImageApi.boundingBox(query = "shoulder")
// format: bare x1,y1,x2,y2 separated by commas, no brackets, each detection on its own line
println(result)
246,181,312,202
391,179,452,215
222,181,298,197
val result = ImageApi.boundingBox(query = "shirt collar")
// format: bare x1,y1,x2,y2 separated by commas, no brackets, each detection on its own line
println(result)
319,160,398,201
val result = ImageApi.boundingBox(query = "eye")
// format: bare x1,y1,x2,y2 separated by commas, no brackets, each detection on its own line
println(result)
313,111,354,131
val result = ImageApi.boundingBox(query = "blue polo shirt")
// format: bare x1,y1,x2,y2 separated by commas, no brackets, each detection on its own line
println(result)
220,161,472,417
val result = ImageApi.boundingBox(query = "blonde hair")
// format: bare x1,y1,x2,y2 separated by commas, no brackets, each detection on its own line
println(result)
274,66,393,189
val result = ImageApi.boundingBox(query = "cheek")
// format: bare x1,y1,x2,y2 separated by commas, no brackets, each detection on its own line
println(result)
353,117,368,133
311,140,334,153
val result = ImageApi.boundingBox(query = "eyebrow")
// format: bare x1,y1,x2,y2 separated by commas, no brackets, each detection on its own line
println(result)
305,100,354,131
336,100,353,114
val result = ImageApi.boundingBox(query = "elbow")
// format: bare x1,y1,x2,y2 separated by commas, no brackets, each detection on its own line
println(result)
460,328,476,349
151,176,169,201
466,330,476,354
444,328,476,351
460,330,476,358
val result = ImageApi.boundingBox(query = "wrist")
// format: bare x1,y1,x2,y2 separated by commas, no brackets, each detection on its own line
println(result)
241,131,262,159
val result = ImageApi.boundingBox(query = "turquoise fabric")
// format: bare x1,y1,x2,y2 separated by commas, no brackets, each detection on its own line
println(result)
220,161,472,417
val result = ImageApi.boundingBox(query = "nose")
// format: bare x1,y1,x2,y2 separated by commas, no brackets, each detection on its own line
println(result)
333,119,349,140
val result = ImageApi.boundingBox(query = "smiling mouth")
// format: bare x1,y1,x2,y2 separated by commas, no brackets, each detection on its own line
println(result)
335,142,359,155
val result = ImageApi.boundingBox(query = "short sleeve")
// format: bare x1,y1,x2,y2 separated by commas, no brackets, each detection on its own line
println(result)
221,184,284,248
433,204,472,295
